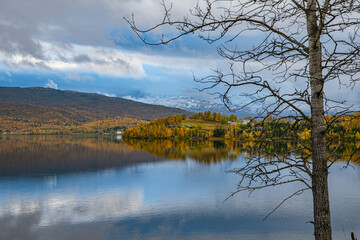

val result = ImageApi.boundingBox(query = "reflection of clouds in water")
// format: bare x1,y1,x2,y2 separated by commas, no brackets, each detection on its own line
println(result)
0,199,39,217
0,161,351,227
0,190,144,226
45,176,57,188
39,191,144,226
0,160,358,239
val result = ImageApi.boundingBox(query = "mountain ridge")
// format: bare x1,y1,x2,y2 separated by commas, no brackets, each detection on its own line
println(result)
0,87,191,121
123,96,257,118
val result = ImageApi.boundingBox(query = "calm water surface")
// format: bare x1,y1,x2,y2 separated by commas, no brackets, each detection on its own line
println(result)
0,135,359,240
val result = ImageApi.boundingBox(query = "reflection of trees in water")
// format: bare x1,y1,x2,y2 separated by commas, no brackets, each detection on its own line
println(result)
123,139,289,163
213,141,226,149
0,135,161,176
0,135,133,155
124,139,360,165
0,136,357,176
327,141,360,164
124,138,359,230
123,139,240,164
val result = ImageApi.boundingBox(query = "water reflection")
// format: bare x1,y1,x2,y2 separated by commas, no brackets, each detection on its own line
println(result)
0,136,359,240
0,190,144,226
0,135,162,176
124,138,360,165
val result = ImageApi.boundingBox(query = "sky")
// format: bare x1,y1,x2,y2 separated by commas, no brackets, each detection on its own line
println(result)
0,0,359,111
0,0,221,99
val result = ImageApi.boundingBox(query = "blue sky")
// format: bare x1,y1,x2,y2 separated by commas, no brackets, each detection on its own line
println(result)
0,0,359,111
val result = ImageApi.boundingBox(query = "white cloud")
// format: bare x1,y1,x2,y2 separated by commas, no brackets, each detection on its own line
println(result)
96,91,116,98
44,79,58,89
5,71,11,76
0,0,223,82
0,40,220,79
1,41,147,78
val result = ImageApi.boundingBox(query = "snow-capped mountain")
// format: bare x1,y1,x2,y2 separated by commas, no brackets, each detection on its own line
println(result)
123,96,259,117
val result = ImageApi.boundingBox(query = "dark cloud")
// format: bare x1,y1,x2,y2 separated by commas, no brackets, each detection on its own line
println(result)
0,0,210,62
2,59,50,71
0,22,44,58
0,0,124,60
73,54,92,63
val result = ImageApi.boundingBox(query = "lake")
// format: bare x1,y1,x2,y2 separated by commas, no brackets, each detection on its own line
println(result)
0,135,359,240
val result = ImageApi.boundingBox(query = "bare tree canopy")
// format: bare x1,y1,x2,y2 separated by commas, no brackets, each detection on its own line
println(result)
126,1,360,239
127,0,359,117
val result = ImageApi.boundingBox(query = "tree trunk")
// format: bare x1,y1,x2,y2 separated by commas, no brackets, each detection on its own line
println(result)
307,0,332,239
310,59,332,240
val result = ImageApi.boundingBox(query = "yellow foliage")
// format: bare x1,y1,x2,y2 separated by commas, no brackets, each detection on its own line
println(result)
298,129,311,140
356,131,360,140
0,116,146,134
224,130,233,139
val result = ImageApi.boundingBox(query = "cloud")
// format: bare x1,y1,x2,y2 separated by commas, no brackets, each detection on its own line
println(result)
44,79,58,89
64,73,96,82
96,91,116,98
0,39,220,79
1,0,358,110
5,71,11,77
73,54,92,63
0,0,198,59
65,72,81,81
0,41,146,77
0,0,220,73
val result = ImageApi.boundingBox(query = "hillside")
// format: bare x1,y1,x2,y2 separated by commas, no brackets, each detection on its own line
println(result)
0,87,190,121
0,111,147,134
0,102,95,124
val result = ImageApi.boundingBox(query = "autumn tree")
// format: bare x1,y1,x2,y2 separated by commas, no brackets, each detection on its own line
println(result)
126,1,360,239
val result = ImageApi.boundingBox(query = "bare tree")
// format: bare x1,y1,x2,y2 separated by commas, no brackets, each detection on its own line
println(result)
126,1,360,239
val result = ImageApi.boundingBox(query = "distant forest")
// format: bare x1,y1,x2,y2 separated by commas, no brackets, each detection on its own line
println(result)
123,111,360,141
